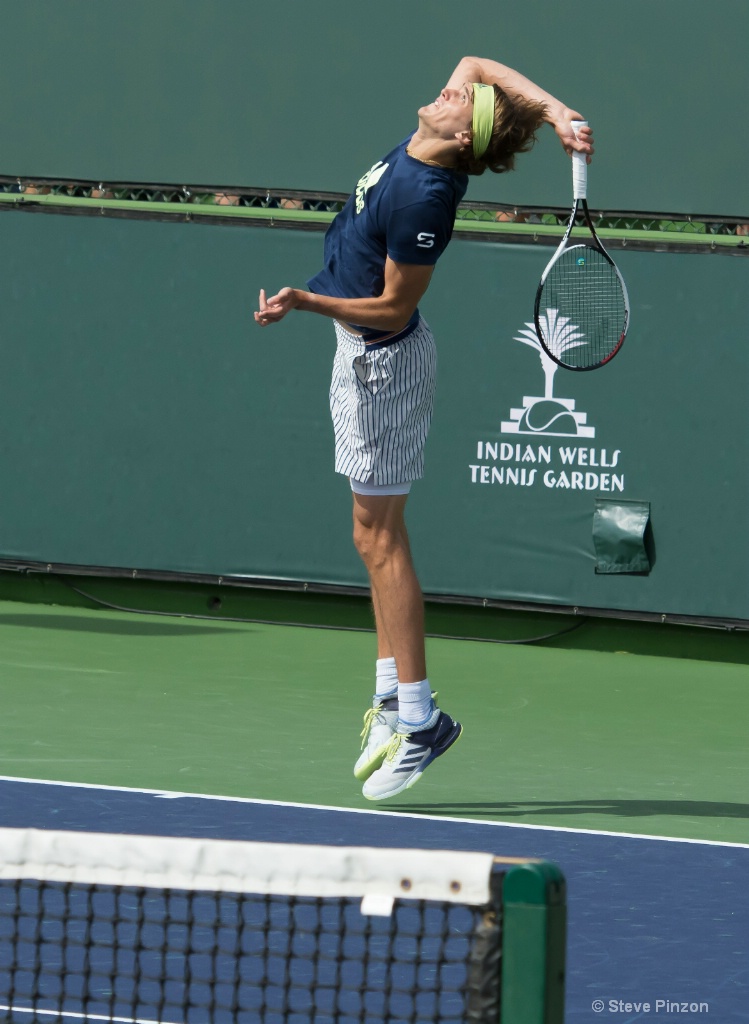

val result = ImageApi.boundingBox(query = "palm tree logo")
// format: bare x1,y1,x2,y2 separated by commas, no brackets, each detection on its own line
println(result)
515,310,585,399
500,310,595,437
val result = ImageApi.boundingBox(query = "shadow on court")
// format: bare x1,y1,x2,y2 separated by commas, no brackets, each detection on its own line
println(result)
0,613,248,638
391,799,749,821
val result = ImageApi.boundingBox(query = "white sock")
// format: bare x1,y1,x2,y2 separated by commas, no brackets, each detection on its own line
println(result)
375,657,399,699
397,679,436,728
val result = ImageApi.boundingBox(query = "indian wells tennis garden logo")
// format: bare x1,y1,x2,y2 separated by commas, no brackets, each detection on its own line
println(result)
502,311,594,438
469,312,625,492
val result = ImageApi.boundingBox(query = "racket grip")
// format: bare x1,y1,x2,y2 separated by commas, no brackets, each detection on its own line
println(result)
570,119,588,200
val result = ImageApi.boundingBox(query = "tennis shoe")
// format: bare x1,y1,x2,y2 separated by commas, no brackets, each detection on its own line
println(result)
362,709,463,801
354,696,399,781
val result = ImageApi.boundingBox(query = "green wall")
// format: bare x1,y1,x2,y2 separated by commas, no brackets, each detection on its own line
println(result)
2,0,747,215
0,209,746,621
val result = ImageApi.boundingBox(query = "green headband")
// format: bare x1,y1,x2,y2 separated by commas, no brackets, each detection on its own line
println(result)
472,83,494,159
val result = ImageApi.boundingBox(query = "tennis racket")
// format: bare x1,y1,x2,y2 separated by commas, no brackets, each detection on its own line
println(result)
534,121,629,371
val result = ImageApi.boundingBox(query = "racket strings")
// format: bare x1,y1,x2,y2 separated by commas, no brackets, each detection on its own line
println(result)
539,246,627,368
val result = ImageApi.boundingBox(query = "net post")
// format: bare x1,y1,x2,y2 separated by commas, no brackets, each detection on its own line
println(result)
499,861,566,1024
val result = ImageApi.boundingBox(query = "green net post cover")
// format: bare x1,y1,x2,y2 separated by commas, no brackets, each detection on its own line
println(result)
593,498,652,575
500,861,566,1024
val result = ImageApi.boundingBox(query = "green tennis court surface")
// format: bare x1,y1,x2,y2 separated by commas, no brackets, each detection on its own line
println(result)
0,592,746,845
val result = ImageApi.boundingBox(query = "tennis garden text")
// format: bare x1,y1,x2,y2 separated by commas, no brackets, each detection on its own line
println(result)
469,442,624,491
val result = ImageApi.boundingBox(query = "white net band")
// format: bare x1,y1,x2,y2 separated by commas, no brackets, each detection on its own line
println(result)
0,827,497,904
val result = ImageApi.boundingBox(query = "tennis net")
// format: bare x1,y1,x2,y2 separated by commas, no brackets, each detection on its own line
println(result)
0,827,565,1024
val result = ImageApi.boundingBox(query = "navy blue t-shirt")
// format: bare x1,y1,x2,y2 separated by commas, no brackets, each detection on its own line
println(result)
307,133,468,340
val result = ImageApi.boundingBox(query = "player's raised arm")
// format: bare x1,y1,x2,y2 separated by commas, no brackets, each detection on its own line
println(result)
444,56,594,161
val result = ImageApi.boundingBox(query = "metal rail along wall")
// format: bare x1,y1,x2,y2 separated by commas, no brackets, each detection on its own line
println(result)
0,212,746,624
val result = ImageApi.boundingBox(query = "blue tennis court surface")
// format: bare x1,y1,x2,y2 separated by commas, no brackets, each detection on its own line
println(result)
0,777,746,1023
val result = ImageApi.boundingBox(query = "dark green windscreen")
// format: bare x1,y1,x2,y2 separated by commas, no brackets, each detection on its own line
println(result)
0,209,746,621
2,0,747,215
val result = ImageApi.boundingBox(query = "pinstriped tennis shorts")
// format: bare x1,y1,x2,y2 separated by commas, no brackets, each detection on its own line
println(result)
330,318,437,487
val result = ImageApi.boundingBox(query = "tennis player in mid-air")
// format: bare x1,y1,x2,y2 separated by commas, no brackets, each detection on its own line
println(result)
254,55,593,801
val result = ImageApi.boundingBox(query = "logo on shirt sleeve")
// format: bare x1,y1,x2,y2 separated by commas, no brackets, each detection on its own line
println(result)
416,232,436,248
355,161,390,214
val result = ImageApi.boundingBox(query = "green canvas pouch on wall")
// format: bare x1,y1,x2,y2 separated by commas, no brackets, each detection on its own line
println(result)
593,499,651,574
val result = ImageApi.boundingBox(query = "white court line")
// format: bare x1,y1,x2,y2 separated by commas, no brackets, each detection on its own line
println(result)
0,774,747,850
0,1005,176,1024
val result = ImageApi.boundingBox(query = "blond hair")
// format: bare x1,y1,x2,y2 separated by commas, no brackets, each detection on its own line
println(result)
456,84,547,176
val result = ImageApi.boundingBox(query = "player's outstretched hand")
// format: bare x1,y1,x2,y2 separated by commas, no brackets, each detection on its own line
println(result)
254,287,298,326
554,111,594,164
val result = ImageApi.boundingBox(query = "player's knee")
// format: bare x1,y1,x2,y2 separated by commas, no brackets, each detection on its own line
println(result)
352,516,399,571
352,516,377,564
